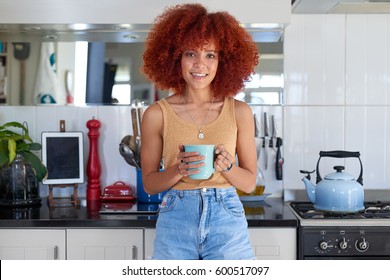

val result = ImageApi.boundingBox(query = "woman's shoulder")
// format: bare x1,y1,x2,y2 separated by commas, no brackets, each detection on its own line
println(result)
144,102,163,119
233,98,252,114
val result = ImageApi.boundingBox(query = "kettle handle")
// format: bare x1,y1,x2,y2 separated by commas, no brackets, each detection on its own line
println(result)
316,150,363,185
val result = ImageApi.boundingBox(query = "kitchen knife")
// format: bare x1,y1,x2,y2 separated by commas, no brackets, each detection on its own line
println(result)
270,115,284,180
254,114,262,161
275,137,283,180
263,112,269,170
254,114,260,137
271,115,283,180
271,115,278,149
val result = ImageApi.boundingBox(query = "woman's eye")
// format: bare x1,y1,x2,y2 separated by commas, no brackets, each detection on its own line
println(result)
206,53,217,59
185,51,196,57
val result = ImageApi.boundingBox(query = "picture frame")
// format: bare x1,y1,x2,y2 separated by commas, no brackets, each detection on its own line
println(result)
41,131,84,185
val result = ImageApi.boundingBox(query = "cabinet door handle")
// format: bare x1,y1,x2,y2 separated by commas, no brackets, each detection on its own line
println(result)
132,245,138,260
54,246,58,260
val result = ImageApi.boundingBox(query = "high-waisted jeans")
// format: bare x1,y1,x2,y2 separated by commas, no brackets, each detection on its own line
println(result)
153,187,255,260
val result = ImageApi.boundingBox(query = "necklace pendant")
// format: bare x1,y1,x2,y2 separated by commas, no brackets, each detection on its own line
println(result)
198,132,204,140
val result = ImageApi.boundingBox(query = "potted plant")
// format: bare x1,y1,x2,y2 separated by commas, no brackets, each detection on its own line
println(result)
0,121,47,182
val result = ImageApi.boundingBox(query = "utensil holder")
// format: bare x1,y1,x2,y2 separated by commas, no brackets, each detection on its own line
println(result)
136,169,166,203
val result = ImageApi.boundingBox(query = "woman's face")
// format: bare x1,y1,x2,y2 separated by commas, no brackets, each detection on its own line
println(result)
181,42,219,91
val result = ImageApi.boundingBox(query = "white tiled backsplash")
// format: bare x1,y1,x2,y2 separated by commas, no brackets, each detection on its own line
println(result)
283,14,390,195
1,14,390,199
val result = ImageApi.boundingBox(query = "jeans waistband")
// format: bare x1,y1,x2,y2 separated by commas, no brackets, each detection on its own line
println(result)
168,187,236,200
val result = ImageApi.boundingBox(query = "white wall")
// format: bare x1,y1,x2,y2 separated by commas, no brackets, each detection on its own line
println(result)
283,14,390,195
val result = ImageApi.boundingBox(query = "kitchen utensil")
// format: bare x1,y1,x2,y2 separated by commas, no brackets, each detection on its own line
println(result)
13,42,30,105
275,137,283,180
271,115,283,180
136,169,167,203
120,135,138,162
126,135,138,157
300,150,364,213
136,106,143,154
262,112,269,170
270,115,277,149
119,142,140,169
131,107,139,139
135,135,141,160
137,107,143,130
121,135,131,146
254,114,262,160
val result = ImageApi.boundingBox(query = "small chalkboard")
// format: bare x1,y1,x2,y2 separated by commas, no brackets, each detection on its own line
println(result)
41,131,84,185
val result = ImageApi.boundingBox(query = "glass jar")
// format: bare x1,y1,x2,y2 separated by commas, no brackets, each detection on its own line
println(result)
0,153,41,207
236,164,266,197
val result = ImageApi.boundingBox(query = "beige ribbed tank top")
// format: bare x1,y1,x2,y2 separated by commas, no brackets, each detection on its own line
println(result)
156,97,237,190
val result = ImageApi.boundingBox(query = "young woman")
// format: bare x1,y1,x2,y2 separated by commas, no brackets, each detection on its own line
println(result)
140,3,259,260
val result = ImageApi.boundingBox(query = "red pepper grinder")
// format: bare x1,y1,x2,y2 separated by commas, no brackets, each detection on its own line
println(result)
86,117,101,202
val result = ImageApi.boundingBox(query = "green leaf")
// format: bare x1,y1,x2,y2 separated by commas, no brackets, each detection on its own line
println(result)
0,140,8,165
0,122,28,134
0,122,33,143
27,143,42,151
8,139,16,163
21,151,48,182
0,149,8,166
16,142,29,152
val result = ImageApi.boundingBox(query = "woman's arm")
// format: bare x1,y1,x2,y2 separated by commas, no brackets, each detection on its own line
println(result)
215,100,257,193
140,103,181,194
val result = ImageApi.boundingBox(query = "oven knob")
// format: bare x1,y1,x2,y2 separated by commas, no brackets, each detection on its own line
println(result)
339,238,348,250
319,241,329,250
356,238,369,252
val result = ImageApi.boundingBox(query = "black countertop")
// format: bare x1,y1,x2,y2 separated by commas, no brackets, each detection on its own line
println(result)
0,197,298,228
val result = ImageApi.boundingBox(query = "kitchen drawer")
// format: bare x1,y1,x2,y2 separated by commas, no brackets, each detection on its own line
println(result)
249,228,297,260
67,228,144,260
0,229,66,260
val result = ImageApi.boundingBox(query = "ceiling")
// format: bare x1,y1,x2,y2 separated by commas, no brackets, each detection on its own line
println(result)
2,1,390,43
292,0,390,14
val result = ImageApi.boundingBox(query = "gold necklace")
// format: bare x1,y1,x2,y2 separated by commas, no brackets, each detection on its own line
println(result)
182,95,214,140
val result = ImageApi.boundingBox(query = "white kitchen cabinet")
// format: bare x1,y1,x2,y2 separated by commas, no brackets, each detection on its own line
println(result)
144,228,156,260
249,228,297,260
0,229,66,260
144,227,296,260
66,229,144,260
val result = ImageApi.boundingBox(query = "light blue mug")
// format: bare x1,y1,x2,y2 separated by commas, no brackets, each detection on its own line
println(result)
184,144,215,180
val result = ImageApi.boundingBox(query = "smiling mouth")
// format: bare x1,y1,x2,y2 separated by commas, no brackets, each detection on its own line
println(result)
191,72,208,78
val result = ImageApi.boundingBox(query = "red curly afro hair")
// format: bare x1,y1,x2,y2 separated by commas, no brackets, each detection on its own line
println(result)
142,3,259,97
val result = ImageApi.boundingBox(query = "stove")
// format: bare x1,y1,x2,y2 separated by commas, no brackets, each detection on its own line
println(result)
290,201,390,259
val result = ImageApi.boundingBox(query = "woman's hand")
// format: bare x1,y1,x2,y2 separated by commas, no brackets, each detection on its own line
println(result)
214,144,235,173
176,144,205,177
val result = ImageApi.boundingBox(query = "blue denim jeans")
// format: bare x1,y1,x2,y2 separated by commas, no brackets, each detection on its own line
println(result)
153,187,255,260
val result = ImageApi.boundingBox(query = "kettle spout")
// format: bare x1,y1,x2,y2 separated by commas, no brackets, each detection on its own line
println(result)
302,177,316,204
